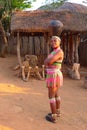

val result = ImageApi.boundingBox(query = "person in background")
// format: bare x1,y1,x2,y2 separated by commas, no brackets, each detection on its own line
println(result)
44,36,64,123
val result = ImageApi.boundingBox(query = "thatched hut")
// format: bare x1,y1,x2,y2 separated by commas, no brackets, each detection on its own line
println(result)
10,10,63,66
10,2,87,66
54,2,87,65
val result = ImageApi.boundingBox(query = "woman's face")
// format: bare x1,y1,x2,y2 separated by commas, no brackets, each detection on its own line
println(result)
50,38,60,49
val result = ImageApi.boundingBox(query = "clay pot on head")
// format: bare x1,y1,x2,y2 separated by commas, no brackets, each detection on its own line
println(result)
49,20,63,36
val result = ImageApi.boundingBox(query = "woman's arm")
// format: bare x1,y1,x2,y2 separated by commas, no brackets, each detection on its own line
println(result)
44,57,50,66
46,50,64,65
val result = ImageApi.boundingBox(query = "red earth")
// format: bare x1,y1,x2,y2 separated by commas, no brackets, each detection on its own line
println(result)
0,55,87,130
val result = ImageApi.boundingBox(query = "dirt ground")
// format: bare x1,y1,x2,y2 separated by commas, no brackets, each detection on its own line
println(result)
0,55,87,130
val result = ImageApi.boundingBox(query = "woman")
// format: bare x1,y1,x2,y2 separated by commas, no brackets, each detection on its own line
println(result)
44,36,64,123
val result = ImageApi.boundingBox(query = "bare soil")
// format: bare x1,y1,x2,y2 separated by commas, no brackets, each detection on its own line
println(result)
0,55,87,130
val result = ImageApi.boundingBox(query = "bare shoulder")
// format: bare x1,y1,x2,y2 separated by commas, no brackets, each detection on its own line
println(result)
56,49,64,60
60,49,64,55
56,48,64,55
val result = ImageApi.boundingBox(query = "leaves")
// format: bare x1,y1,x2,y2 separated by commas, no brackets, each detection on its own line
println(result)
0,0,36,32
11,0,32,10
39,0,68,10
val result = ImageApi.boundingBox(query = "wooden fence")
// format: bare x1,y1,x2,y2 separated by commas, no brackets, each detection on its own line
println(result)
1,34,87,66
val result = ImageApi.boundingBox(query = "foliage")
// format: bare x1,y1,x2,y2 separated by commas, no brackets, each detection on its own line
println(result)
0,0,36,32
9,0,32,11
83,0,87,4
45,0,67,4
39,0,67,10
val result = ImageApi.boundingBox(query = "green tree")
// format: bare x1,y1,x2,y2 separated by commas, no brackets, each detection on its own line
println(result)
83,0,87,4
44,0,67,6
0,0,36,32
45,0,67,4
39,0,67,10
0,0,36,57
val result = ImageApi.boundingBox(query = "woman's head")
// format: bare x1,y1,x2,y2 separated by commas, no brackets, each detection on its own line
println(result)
50,36,61,49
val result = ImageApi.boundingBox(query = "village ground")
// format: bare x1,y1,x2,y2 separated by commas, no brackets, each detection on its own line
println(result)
0,55,87,130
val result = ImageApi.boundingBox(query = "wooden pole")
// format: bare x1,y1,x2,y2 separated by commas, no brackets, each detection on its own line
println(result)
75,35,80,63
0,21,8,57
44,33,50,55
17,32,22,67
75,34,80,63
69,33,73,65
72,35,75,64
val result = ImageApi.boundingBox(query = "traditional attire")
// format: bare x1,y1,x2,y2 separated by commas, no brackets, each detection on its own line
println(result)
46,47,63,88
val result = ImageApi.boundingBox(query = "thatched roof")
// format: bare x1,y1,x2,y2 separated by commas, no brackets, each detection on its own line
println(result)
55,2,87,13
54,2,87,32
11,10,56,35
11,2,87,35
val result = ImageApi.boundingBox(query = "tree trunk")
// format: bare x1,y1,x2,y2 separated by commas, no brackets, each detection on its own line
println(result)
17,32,22,67
0,21,8,58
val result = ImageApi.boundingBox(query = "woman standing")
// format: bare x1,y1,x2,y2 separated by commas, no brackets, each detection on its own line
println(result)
44,36,64,123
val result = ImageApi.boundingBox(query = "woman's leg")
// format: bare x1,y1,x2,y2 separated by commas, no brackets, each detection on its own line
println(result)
55,91,61,116
55,78,61,116
47,87,58,122
48,87,58,114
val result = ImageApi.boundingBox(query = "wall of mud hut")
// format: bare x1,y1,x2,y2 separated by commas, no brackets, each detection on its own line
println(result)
6,32,87,66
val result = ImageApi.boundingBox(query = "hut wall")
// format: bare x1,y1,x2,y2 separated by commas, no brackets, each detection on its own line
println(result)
0,36,3,53
79,41,87,66
7,35,48,65
61,32,87,66
7,34,87,66
61,32,77,65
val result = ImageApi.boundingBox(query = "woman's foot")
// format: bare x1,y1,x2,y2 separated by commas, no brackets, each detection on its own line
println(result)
46,114,57,123
56,109,61,117
48,109,61,117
